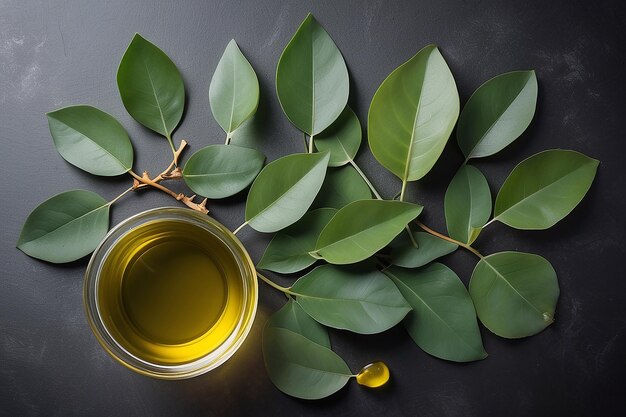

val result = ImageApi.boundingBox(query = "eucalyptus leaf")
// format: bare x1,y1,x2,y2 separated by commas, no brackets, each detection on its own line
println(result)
17,190,110,263
388,232,457,268
47,105,133,176
314,106,361,167
458,71,538,160
315,200,423,264
229,115,264,151
267,299,330,348
263,327,351,400
117,33,185,138
258,208,337,274
311,165,371,209
245,152,330,232
209,40,259,134
469,251,559,338
368,44,459,182
292,264,411,334
385,264,487,362
276,13,349,136
182,144,265,199
493,149,599,229
444,165,491,244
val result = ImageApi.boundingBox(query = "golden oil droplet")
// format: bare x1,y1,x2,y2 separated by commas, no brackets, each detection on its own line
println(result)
356,361,390,388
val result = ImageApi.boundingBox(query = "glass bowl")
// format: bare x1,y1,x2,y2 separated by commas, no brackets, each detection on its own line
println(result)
84,207,257,379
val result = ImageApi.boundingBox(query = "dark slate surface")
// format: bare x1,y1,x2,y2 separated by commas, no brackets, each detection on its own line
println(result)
1,0,625,415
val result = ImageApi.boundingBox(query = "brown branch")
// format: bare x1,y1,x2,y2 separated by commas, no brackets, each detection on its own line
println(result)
127,140,208,214
414,220,483,259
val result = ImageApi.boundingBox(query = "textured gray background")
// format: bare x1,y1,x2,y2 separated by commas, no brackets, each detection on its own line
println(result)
1,0,625,416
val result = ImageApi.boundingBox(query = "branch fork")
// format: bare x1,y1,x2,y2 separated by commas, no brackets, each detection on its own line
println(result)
128,140,209,214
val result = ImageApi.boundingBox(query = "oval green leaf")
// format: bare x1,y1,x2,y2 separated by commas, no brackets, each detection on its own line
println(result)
258,208,337,274
117,33,185,137
469,251,559,338
276,13,349,136
229,115,264,151
388,231,457,268
458,70,538,160
17,190,110,263
267,299,330,348
263,327,351,400
314,106,361,167
311,165,371,209
182,144,265,199
444,165,492,244
245,152,330,232
47,105,134,176
315,200,423,264
209,40,259,134
368,44,459,181
385,263,487,362
292,264,411,334
494,149,599,229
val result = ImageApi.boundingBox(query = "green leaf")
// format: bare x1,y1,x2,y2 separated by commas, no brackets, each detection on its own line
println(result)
267,299,330,347
47,105,134,176
388,232,457,268
292,264,411,334
311,165,371,209
314,106,361,167
209,40,259,134
469,251,559,338
17,190,110,263
457,71,538,160
117,33,185,138
315,200,423,264
258,208,337,274
493,150,599,229
229,115,264,151
385,264,487,362
276,13,349,136
263,327,351,400
245,152,330,232
368,44,459,182
182,144,265,199
444,165,491,244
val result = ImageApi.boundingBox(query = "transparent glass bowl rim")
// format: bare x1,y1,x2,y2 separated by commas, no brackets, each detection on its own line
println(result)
83,207,258,379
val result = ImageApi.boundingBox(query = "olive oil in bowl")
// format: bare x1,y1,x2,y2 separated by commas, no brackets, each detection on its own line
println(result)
84,208,257,379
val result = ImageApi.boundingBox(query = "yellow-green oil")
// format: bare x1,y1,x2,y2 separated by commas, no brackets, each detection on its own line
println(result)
97,220,243,365
356,361,390,388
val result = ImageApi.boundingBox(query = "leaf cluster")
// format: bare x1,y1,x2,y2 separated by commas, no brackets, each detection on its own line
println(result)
17,14,598,400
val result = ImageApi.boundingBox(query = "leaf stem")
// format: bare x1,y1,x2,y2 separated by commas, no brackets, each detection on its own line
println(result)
233,221,249,235
256,271,294,295
165,132,177,164
398,184,418,248
374,257,390,271
399,178,408,202
170,139,186,169
414,220,484,259
308,134,315,154
107,187,134,206
225,132,232,145
405,224,419,248
349,160,382,199
483,218,497,229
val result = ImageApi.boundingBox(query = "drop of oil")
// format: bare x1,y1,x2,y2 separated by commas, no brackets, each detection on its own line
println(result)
356,361,390,388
